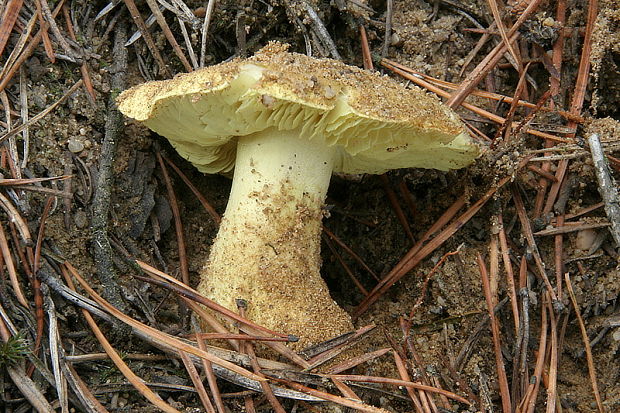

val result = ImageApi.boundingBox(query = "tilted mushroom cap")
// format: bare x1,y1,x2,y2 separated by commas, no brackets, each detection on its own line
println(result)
117,42,480,174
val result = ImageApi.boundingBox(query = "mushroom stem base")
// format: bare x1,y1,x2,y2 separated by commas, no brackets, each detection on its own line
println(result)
197,129,353,348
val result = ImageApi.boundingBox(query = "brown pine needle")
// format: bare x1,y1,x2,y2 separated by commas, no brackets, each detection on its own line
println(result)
135,259,291,339
193,331,226,413
179,350,216,413
0,0,24,57
511,186,557,301
61,267,182,413
382,60,570,144
62,4,96,102
188,333,294,342
328,374,472,406
65,263,266,383
163,155,220,225
0,0,65,94
268,377,389,413
0,222,28,307
0,175,71,186
477,254,511,413
323,226,378,281
34,0,55,62
354,157,532,317
144,0,192,72
445,0,545,108
122,0,171,77
393,351,425,413
326,347,391,375
0,79,83,144
565,274,604,413
156,152,189,285
0,191,31,245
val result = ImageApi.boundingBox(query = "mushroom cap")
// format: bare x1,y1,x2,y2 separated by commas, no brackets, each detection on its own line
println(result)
117,42,481,174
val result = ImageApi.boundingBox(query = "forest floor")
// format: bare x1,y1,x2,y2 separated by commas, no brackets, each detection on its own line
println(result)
1,0,619,412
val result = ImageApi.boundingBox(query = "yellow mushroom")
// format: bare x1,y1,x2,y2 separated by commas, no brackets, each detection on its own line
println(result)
117,42,481,348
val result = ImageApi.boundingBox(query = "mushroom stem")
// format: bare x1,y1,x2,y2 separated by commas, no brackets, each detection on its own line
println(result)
198,128,353,346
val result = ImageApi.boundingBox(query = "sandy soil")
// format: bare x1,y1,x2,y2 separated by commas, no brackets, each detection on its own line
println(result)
2,0,619,411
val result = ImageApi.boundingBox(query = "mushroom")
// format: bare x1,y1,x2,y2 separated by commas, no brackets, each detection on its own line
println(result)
117,42,481,347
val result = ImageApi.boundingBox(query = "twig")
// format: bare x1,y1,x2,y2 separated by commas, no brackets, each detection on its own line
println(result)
534,221,610,236
200,0,217,67
381,0,393,58
587,133,620,247
38,263,114,323
39,0,81,59
6,366,55,412
91,24,127,313
18,66,29,168
34,0,57,62
302,2,340,59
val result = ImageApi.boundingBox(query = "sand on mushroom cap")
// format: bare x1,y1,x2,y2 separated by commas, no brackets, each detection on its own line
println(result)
117,42,481,348
118,42,479,175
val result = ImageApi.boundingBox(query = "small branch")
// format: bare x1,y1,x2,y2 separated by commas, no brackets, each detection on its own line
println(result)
199,0,217,67
587,133,620,248
380,0,393,58
302,1,341,59
91,24,128,313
